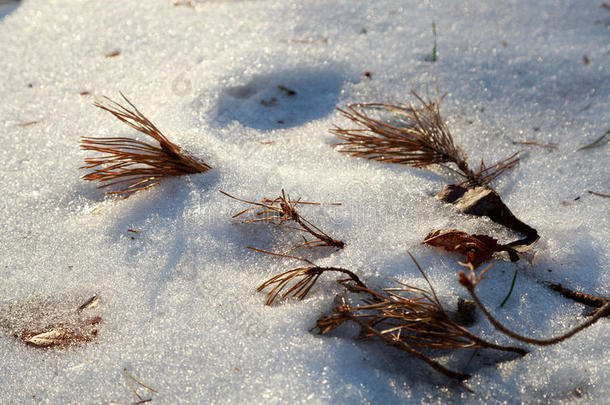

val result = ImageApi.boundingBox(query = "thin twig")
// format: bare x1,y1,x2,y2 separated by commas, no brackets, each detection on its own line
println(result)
545,282,609,308
124,368,157,403
588,190,610,198
459,270,610,345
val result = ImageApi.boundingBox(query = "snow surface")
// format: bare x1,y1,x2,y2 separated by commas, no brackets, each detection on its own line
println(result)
0,0,608,404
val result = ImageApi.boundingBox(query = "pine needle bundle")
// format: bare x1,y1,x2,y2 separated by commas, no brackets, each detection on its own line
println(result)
80,93,211,197
221,189,344,251
331,89,518,187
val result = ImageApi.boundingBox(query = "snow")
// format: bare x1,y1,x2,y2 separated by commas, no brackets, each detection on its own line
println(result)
0,0,608,403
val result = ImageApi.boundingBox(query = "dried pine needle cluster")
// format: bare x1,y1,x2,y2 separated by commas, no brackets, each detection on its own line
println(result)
220,189,344,251
331,89,519,188
62,87,605,392
80,93,211,197
253,251,365,305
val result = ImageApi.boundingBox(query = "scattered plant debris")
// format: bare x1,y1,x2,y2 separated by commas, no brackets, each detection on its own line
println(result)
0,294,101,348
577,129,609,150
458,267,610,345
105,50,121,58
80,93,211,197
331,89,538,248
220,189,344,251
423,229,519,268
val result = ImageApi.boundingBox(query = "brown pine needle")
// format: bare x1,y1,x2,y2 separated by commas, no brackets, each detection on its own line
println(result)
331,89,518,187
512,141,558,150
220,189,344,251
545,282,609,309
577,129,609,151
588,190,610,198
80,93,211,197
124,368,158,403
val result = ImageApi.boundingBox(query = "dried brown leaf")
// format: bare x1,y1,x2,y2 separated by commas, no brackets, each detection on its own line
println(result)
423,229,518,268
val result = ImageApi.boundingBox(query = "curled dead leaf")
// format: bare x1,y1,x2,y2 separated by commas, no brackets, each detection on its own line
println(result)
436,185,539,247
423,229,518,268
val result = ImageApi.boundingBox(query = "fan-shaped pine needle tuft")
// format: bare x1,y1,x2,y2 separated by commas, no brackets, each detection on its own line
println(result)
80,93,211,197
331,89,518,187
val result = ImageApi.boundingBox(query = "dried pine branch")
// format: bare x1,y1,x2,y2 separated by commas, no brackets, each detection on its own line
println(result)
220,189,344,251
313,252,526,386
332,89,539,248
458,268,610,345
80,93,211,197
331,89,518,187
